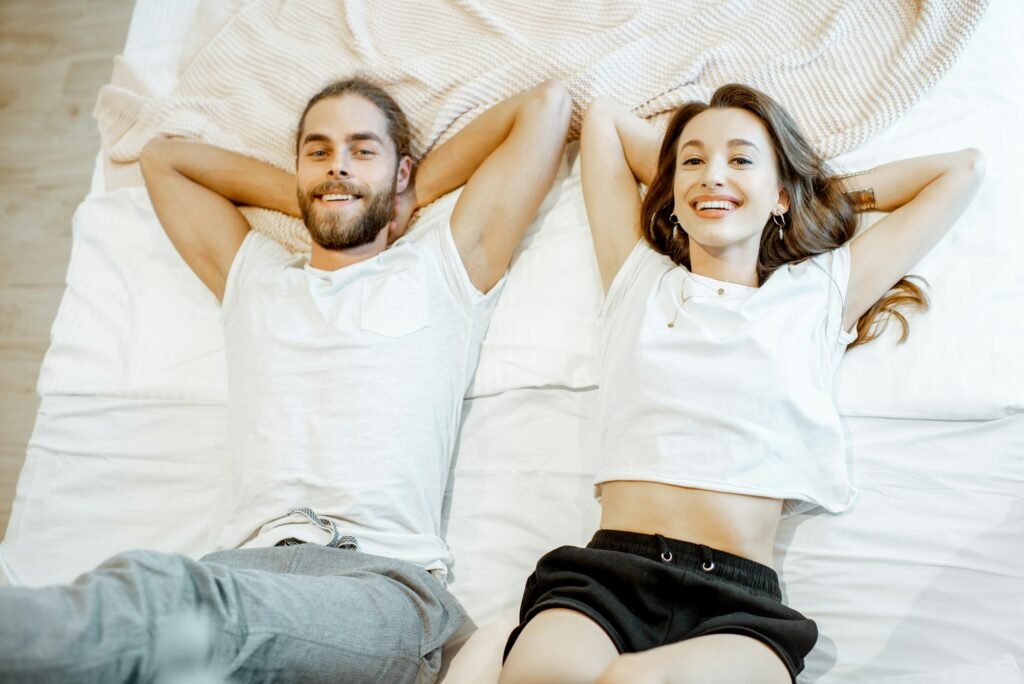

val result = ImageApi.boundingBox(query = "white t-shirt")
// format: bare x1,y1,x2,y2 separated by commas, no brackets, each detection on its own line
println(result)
597,239,857,516
216,223,503,579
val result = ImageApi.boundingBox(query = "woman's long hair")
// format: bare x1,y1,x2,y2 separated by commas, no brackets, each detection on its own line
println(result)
640,84,926,348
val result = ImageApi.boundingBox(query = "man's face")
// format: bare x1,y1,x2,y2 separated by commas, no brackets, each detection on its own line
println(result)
295,94,401,251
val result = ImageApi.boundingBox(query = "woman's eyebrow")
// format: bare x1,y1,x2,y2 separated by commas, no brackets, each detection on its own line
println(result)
680,138,759,150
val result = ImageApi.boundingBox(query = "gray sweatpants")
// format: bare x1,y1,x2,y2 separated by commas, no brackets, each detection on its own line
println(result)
0,544,467,684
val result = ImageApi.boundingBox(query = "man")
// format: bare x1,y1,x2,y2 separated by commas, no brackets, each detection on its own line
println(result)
0,77,570,683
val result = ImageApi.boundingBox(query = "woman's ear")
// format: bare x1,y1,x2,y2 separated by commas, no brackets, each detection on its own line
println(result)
777,186,791,214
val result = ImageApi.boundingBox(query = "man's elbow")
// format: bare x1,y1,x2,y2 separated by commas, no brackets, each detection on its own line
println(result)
139,136,172,176
529,79,572,132
140,136,191,174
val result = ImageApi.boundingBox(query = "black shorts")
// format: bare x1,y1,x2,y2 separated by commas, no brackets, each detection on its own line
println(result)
503,529,817,681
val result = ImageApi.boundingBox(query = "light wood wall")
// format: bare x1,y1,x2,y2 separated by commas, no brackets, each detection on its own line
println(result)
0,1,135,536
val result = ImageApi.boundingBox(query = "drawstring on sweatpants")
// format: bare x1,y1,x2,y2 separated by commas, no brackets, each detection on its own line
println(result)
289,508,358,550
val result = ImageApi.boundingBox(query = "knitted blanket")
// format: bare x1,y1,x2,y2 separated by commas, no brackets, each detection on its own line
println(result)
94,0,988,251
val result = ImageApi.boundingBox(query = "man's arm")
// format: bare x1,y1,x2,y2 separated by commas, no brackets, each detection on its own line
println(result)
409,80,572,294
139,138,299,301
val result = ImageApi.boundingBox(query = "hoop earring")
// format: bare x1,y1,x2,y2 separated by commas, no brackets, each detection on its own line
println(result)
772,211,785,240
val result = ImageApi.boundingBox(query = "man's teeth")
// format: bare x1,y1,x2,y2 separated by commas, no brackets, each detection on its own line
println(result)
696,200,736,211
322,194,356,201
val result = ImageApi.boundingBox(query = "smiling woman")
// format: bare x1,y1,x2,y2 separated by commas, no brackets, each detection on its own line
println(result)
499,82,984,684
670,109,788,283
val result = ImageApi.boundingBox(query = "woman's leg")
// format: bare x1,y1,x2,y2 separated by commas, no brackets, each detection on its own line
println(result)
597,633,792,684
499,608,619,684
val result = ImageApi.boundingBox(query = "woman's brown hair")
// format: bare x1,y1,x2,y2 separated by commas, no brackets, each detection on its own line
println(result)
640,83,926,347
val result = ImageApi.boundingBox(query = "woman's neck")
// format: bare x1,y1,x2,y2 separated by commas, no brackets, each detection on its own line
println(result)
687,238,760,287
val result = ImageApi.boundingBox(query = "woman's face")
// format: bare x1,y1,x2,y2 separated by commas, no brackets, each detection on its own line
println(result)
671,107,788,254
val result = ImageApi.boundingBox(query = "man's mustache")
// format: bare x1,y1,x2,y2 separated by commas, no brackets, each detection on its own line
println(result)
307,180,371,198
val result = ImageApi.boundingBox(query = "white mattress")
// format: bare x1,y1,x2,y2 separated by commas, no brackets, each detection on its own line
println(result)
442,391,1024,683
3,1,1022,682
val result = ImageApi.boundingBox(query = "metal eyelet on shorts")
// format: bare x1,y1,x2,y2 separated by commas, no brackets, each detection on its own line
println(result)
702,561,715,572
655,534,673,563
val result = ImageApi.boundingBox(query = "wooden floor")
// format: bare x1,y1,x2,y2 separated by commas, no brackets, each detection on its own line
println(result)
0,0,135,536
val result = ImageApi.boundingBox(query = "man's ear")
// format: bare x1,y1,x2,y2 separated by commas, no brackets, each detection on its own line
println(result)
395,155,413,194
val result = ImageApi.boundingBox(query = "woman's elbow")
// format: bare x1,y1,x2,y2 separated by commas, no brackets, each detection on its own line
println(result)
960,147,985,180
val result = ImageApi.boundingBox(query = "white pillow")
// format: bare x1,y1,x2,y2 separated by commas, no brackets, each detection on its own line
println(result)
831,0,1024,419
411,143,604,398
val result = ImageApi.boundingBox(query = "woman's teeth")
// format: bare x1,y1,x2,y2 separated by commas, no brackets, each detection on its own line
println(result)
696,200,736,210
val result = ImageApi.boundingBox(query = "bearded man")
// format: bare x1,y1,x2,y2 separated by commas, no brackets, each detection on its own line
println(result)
0,78,570,684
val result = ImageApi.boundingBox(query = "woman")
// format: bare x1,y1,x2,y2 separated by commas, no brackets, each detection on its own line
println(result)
499,84,983,684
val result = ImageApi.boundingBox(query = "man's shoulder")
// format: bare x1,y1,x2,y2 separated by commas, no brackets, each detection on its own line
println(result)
222,232,303,313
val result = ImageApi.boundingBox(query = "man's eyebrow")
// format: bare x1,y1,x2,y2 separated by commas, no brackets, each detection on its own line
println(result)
348,131,385,145
300,132,331,147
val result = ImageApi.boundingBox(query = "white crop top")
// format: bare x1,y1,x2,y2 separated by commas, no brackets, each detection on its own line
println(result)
596,239,857,516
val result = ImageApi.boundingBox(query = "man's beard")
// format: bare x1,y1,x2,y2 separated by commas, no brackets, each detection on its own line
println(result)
298,177,396,251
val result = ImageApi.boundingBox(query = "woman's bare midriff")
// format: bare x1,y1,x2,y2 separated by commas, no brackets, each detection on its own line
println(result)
598,480,784,566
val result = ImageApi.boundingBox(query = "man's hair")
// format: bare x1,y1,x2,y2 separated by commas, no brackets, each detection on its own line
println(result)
295,78,412,159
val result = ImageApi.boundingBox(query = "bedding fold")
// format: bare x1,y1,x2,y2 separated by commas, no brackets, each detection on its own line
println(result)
94,0,987,249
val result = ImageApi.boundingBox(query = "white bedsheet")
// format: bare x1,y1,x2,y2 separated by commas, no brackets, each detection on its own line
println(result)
442,390,1024,682
2,1,1022,682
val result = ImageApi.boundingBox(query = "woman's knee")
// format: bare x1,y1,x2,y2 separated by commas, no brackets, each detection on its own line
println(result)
596,654,665,684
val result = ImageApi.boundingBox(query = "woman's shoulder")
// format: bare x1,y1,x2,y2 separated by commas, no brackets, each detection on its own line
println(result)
781,243,851,284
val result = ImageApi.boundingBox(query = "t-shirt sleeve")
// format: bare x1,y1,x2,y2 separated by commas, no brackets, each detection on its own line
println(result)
221,231,292,322
816,243,857,350
602,239,666,320
411,221,506,314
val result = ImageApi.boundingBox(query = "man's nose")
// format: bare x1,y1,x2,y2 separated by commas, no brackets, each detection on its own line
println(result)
328,156,350,178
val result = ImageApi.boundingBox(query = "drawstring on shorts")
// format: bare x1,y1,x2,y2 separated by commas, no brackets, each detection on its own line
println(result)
699,544,715,572
655,534,674,563
654,534,716,572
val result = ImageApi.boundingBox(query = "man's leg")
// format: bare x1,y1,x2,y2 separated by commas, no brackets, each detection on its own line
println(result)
0,545,466,684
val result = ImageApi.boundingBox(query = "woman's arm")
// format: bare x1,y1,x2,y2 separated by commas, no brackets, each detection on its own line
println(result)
842,148,985,332
580,97,662,291
140,138,300,300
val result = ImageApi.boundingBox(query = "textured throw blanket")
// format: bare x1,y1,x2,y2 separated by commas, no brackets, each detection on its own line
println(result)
95,0,988,251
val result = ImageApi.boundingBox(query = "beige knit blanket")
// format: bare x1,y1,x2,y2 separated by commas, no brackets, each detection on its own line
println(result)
95,0,988,251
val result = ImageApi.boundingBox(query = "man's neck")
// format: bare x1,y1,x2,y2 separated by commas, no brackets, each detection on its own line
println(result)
308,229,388,271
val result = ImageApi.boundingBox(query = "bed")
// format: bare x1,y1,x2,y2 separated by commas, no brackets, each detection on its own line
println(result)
2,1,1021,682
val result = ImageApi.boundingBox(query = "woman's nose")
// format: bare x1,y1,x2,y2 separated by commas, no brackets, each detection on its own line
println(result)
700,163,725,188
